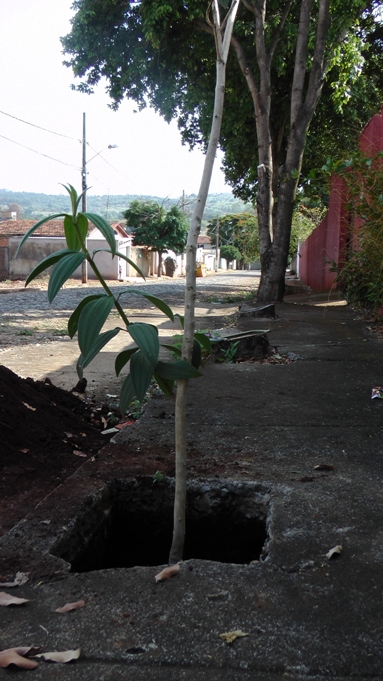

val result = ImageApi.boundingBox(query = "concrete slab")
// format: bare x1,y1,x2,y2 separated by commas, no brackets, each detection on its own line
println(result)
1,292,383,679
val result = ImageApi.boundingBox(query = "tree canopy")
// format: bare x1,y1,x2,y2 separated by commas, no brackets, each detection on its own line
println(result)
206,212,259,266
220,244,242,265
63,0,382,201
124,200,188,275
62,0,383,300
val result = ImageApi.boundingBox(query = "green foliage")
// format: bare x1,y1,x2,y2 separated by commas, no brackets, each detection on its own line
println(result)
124,200,188,274
17,184,204,412
332,152,383,317
215,340,239,364
220,244,242,264
206,212,259,265
289,202,326,262
152,470,164,483
61,0,383,205
168,330,212,363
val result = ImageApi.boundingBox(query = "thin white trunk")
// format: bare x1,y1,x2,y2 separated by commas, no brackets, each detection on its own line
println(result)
169,0,239,565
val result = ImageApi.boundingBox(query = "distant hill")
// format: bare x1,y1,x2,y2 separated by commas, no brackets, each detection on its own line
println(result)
0,189,253,227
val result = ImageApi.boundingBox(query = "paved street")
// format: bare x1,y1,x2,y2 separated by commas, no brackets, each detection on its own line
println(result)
0,270,260,396
0,270,260,317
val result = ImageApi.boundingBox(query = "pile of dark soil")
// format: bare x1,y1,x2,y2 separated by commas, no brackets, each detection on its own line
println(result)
0,366,108,536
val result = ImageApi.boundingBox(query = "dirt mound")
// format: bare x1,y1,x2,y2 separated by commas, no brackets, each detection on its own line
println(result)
0,366,107,536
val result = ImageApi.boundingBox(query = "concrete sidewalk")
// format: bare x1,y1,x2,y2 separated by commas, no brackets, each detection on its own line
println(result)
1,294,383,680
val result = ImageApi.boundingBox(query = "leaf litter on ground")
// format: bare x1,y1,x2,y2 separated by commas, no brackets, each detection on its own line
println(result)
155,563,180,582
55,599,85,613
326,544,343,559
0,571,29,587
0,591,30,606
219,630,249,644
0,647,40,669
33,648,81,663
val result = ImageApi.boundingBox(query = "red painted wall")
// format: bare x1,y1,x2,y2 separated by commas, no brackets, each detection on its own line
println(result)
299,176,349,290
299,105,383,291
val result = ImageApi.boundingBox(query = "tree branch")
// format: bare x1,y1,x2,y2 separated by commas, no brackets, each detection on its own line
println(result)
304,0,330,116
268,0,295,59
241,0,256,15
290,0,314,126
230,34,260,111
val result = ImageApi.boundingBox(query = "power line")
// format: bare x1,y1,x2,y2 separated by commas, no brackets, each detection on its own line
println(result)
0,134,81,169
0,109,80,142
0,109,133,185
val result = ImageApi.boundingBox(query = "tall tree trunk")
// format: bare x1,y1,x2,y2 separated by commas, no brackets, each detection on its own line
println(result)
169,0,239,565
157,251,163,277
234,0,330,303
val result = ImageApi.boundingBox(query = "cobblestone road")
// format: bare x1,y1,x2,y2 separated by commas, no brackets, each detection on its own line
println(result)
0,270,260,319
0,270,260,365
0,270,260,395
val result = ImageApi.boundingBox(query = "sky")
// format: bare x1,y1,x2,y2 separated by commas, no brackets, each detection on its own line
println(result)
0,0,231,200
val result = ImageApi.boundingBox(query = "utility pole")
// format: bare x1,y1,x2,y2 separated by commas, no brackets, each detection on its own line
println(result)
215,215,219,272
81,112,88,284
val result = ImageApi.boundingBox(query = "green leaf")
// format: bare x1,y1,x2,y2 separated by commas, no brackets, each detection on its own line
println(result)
77,295,114,357
25,249,76,286
153,371,175,398
155,360,201,380
48,252,87,303
77,213,89,242
119,374,136,414
16,214,68,257
62,183,80,215
128,322,159,365
93,250,145,279
161,343,182,357
174,313,184,329
76,354,84,380
77,327,120,374
194,332,212,354
83,212,116,256
130,349,154,400
191,339,202,369
115,347,138,376
64,215,81,250
128,289,174,321
68,294,105,338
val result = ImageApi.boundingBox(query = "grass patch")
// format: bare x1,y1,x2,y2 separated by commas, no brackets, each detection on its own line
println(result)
52,328,69,336
16,329,34,336
204,291,254,304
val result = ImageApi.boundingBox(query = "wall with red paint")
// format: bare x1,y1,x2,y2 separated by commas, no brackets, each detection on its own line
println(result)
299,105,383,291
298,176,349,290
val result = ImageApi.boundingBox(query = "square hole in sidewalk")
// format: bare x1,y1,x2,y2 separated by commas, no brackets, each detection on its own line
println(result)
53,477,270,571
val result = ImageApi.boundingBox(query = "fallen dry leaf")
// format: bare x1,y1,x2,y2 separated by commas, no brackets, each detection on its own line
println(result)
326,544,343,559
64,432,73,438
0,591,30,606
0,572,29,588
73,450,87,457
34,648,81,664
22,402,36,411
0,647,40,669
219,630,249,644
115,420,135,429
155,563,180,582
55,600,85,613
